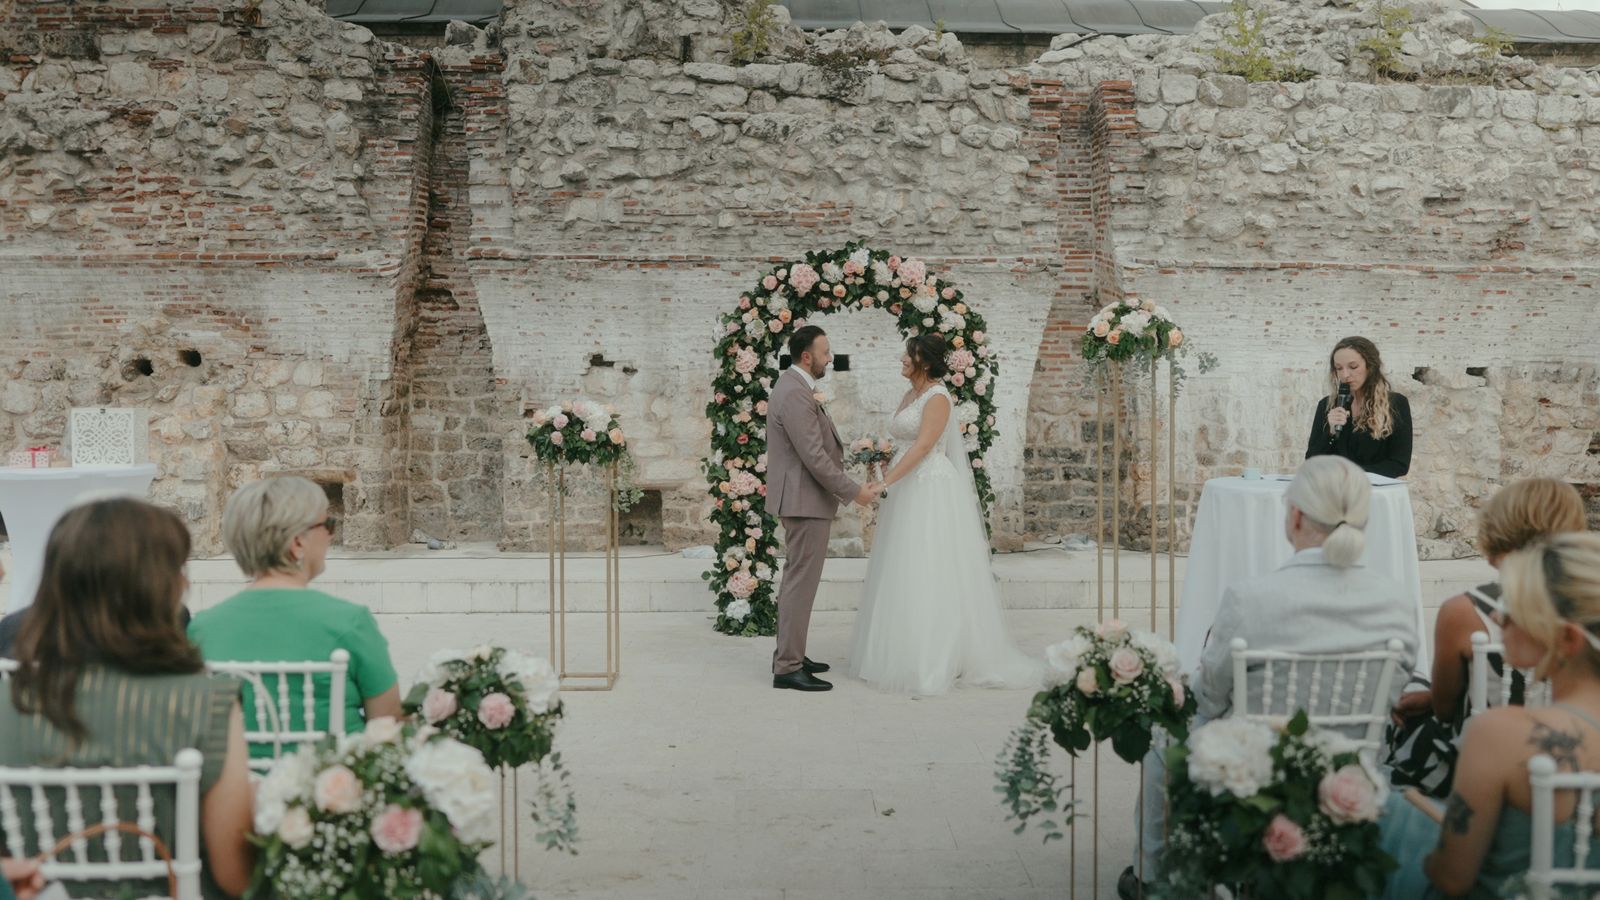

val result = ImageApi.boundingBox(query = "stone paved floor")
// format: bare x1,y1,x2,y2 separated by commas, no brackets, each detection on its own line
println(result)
378,609,1144,899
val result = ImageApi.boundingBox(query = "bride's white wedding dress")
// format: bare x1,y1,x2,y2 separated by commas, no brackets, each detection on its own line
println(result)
847,383,1044,695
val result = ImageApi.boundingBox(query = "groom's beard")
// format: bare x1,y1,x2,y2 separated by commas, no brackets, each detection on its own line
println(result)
809,363,827,380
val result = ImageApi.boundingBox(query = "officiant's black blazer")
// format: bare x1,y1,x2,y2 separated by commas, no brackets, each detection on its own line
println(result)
1305,392,1412,478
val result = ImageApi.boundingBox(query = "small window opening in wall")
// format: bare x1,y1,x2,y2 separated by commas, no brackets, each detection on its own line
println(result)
588,353,615,368
833,354,850,372
1412,367,1431,384
679,36,692,63
179,349,203,367
316,481,346,545
1466,366,1487,378
618,490,663,546
778,354,791,370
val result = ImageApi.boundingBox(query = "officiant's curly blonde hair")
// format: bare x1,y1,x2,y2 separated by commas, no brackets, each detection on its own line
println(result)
1324,336,1396,440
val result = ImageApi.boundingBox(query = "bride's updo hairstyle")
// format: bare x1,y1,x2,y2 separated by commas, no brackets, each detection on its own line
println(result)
906,334,950,380
1503,533,1600,680
1283,456,1371,568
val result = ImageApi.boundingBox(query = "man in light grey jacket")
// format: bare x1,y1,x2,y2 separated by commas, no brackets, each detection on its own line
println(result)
765,326,879,691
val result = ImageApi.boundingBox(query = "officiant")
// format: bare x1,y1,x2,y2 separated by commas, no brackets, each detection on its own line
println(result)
1305,336,1413,478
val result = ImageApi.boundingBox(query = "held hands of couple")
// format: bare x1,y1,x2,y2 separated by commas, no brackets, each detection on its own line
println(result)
854,481,886,506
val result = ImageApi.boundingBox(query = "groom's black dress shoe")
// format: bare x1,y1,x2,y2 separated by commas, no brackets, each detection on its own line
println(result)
801,657,830,674
773,670,833,691
1117,866,1146,900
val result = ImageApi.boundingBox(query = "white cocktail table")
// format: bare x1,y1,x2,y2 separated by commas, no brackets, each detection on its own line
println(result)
0,464,159,613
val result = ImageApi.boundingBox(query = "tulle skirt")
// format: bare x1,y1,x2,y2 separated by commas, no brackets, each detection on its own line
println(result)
847,452,1044,695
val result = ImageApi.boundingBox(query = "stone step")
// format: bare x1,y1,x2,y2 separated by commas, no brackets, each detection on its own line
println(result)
169,543,1495,618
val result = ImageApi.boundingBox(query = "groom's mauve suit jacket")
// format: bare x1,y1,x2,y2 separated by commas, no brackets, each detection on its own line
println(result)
764,367,860,519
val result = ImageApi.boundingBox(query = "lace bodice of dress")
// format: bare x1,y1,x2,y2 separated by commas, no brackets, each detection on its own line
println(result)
889,384,951,443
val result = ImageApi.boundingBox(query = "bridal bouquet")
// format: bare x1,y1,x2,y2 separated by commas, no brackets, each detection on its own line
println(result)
847,436,894,470
997,621,1195,840
1159,712,1394,899
528,398,642,510
248,717,498,898
404,645,578,853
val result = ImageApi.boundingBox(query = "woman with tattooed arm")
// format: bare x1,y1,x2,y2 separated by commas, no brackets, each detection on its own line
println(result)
1379,532,1600,897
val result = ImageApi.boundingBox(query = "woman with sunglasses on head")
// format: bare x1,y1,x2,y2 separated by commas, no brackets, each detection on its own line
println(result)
1378,532,1600,898
1305,336,1413,478
189,477,401,753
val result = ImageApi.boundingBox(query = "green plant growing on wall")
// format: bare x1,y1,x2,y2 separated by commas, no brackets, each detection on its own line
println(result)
1356,2,1416,80
1470,25,1515,59
731,0,779,64
1207,0,1311,83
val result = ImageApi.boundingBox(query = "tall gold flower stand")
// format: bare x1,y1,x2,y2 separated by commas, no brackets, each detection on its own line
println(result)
497,767,523,877
1071,356,1181,899
546,462,621,691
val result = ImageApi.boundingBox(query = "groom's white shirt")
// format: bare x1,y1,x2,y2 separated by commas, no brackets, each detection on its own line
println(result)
789,366,817,391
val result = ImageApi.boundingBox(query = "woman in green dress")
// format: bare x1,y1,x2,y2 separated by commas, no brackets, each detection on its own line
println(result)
1,499,256,898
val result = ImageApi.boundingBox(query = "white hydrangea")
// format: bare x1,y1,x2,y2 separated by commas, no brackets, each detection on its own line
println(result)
572,399,608,424
849,248,871,270
962,430,979,452
1186,718,1277,799
821,262,843,283
1130,629,1181,677
871,260,894,285
939,307,965,333
1119,310,1152,336
744,318,764,339
501,650,561,715
767,294,789,314
1045,634,1093,681
413,647,469,688
254,747,317,835
1306,727,1365,763
954,401,980,425
912,291,938,314
725,598,752,621
405,738,499,843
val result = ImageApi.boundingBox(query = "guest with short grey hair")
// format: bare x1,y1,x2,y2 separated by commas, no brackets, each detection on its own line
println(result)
189,477,401,755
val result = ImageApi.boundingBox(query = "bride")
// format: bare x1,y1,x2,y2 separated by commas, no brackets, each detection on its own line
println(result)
848,334,1044,695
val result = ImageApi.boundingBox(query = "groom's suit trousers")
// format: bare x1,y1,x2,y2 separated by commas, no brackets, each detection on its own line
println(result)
773,516,830,675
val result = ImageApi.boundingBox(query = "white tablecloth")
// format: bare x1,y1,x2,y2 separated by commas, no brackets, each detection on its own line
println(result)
1174,475,1429,675
0,464,159,613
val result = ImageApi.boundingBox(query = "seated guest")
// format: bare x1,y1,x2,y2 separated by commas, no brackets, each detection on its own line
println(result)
1121,456,1418,899
1388,478,1587,797
189,477,400,752
0,499,254,898
1379,532,1600,898
1305,335,1412,478
0,560,192,655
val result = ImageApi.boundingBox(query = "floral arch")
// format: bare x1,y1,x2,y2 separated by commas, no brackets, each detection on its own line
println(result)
704,242,1000,637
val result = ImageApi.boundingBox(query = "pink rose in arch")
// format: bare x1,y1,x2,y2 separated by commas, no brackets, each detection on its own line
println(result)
477,692,516,730
888,255,901,270
756,400,768,416
972,330,986,343
762,275,778,290
1263,815,1307,862
975,383,987,396
726,322,739,334
942,287,955,300
371,805,424,854
789,264,819,295
971,458,984,469
740,297,751,310
832,284,846,298
768,319,783,333
951,373,965,386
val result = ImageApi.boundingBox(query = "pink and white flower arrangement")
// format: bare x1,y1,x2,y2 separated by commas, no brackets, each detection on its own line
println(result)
1162,711,1395,898
1081,298,1215,385
249,718,499,896
404,645,565,770
527,395,643,510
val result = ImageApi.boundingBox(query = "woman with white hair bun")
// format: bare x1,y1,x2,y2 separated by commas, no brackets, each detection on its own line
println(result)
1120,456,1419,897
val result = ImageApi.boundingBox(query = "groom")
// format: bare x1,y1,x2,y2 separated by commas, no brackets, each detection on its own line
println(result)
765,325,880,691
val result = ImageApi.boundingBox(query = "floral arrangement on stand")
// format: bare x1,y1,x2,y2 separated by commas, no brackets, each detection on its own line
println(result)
996,620,1196,841
704,241,1000,637
248,717,501,898
1159,712,1394,899
528,399,642,511
1080,297,1216,383
404,645,578,854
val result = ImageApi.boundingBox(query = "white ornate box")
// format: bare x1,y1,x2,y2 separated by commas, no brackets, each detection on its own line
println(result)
66,407,150,466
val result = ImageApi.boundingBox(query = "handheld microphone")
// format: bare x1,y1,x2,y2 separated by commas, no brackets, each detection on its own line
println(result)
1333,383,1352,438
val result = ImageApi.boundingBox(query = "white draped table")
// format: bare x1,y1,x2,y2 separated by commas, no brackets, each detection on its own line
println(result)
0,464,159,613
1174,474,1430,675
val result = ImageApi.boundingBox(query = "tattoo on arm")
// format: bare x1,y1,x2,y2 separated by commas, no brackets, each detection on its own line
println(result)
1529,722,1584,772
1443,792,1475,835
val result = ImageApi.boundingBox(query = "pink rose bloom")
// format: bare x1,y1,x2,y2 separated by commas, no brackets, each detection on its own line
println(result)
975,383,987,396
762,275,778,290
1096,619,1128,640
888,255,901,270
898,258,927,287
609,428,625,445
1109,648,1145,684
313,765,363,814
757,484,767,496
421,688,457,724
737,433,750,445
819,298,831,309
728,571,758,599
1093,320,1111,338
1263,815,1307,862
832,283,846,298
947,349,975,372
890,303,902,315
1075,667,1099,695
726,322,739,334
877,438,892,452
756,400,768,415
1318,765,1381,824
371,804,424,854
941,287,955,300
972,458,984,469
768,319,783,333
951,373,965,386
734,347,760,375
550,431,564,446
740,297,751,310
851,438,870,452
552,413,568,429
972,330,986,343
716,392,727,403
580,428,596,442
477,692,517,730
1168,677,1186,708
1169,329,1185,348
1107,329,1122,345
789,263,819,295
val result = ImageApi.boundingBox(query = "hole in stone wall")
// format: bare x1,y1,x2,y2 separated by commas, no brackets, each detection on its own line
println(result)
179,349,203,367
618,490,662,546
779,354,792,370
124,357,155,379
833,354,851,372
1412,367,1431,384
0,511,7,539
317,481,346,546
1466,366,1487,378
588,353,615,368
679,35,692,63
